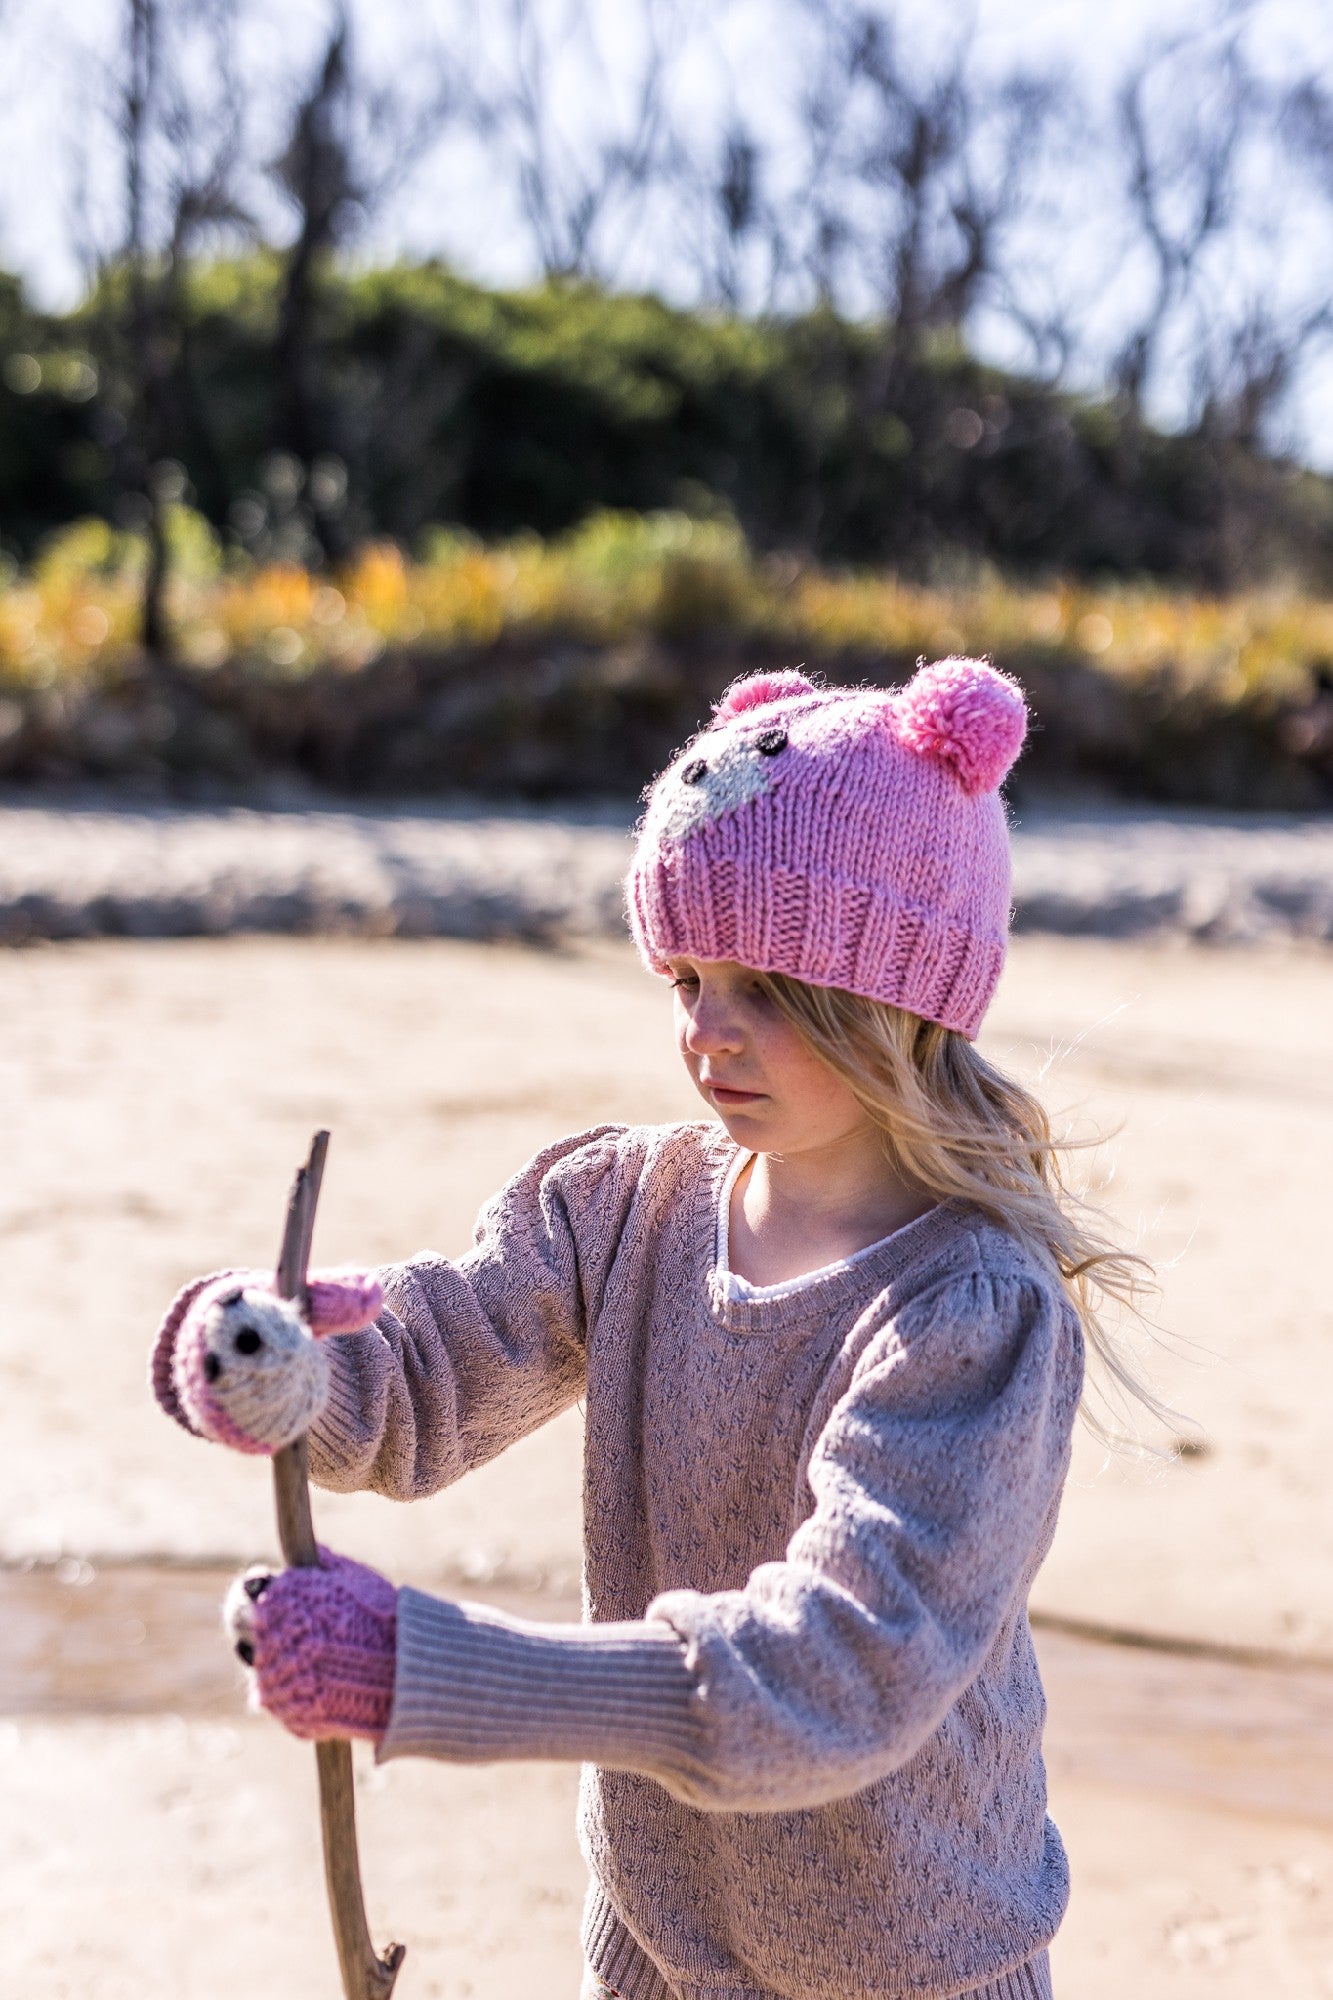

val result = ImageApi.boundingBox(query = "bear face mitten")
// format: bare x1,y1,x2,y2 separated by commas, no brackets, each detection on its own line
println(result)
224,1546,398,1743
151,1268,384,1453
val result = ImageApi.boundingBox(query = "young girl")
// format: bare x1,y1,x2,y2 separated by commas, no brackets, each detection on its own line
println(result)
153,658,1135,2000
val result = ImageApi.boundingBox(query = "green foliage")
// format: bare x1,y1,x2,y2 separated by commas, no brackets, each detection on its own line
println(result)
5,255,1333,594
33,517,143,585
0,276,117,553
33,506,222,588
550,510,760,638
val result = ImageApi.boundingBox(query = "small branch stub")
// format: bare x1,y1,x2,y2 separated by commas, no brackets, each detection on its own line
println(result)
272,1130,405,2000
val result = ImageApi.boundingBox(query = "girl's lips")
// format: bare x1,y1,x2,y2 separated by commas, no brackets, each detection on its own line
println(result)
708,1083,764,1104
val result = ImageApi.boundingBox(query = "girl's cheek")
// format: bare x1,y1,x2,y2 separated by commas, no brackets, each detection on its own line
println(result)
750,1013,805,1073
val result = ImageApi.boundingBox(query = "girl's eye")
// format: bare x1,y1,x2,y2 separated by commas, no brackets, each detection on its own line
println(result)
669,975,699,992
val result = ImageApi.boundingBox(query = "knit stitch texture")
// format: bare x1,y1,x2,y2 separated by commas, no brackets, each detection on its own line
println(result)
308,1121,1083,2000
627,659,1026,1037
227,1546,398,1742
581,1904,1054,2000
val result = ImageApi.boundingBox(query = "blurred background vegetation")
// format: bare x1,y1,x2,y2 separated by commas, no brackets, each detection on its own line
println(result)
3,0,1333,804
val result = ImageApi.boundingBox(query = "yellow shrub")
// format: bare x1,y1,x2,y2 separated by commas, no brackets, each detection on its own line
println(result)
1,510,1328,712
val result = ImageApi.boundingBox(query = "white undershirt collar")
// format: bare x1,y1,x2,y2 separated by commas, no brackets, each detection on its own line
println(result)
715,1149,929,1303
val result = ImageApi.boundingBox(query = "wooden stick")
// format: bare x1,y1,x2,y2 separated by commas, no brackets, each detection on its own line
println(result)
273,1131,406,2000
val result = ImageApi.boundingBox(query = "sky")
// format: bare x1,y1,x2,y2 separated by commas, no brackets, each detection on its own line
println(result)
5,0,1333,463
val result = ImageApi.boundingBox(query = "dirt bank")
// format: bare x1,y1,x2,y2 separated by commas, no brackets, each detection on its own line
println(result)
3,791,1331,943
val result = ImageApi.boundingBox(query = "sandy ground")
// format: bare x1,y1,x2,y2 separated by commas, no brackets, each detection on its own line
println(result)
3,931,1333,1994
4,1665,1332,2000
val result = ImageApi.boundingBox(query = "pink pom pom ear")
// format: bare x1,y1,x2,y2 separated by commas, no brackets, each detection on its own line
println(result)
894,657,1027,796
712,669,816,723
306,1271,384,1338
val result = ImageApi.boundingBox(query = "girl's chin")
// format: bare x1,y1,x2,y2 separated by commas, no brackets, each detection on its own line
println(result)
710,1100,771,1138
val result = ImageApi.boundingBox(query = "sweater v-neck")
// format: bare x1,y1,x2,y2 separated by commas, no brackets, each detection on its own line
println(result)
696,1128,957,1335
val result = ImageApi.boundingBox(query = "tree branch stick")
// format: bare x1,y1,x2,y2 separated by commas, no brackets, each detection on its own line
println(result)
273,1130,405,2000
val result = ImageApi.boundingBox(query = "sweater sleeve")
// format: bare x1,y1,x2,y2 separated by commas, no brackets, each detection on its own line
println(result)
377,1259,1083,1810
647,1263,1083,1808
305,1125,635,1501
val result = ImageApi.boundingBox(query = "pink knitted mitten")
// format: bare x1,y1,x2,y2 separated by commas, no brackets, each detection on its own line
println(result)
224,1547,397,1744
151,1267,384,1454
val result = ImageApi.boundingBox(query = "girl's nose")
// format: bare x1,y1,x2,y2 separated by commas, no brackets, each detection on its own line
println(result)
682,993,744,1055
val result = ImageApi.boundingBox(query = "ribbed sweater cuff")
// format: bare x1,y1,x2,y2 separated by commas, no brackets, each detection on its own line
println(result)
378,1587,705,1782
305,1344,377,1486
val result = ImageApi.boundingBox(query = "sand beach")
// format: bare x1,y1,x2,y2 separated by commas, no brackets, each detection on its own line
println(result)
2,913,1331,1995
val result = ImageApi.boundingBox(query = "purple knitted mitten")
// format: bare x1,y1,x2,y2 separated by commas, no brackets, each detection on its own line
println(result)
225,1547,397,1744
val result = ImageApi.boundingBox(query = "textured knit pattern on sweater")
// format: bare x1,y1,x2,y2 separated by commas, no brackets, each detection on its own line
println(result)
307,1121,1083,2000
626,661,1027,1038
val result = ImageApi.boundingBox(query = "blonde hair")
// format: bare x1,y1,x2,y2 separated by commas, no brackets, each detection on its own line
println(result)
757,970,1167,1442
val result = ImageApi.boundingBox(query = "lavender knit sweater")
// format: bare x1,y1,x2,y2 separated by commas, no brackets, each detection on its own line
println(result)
308,1122,1083,2000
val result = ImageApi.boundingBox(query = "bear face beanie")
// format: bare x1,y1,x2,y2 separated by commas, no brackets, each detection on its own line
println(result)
626,658,1028,1038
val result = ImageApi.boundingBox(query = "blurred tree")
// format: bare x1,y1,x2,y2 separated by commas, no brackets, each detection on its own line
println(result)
1111,31,1248,426
74,0,250,656
693,123,769,312
754,2,1060,559
1109,14,1324,443
804,7,1054,375
1105,9,1333,583
266,4,454,561
7,0,1333,591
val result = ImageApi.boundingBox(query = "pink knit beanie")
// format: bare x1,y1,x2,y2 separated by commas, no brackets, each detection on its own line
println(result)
626,658,1027,1038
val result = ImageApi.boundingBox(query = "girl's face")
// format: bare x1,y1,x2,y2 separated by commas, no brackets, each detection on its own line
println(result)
667,957,873,1156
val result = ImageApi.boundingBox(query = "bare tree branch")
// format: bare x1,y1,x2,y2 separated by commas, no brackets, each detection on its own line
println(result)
773,0,1058,362
1100,3,1333,463
1110,29,1250,416
470,0,689,283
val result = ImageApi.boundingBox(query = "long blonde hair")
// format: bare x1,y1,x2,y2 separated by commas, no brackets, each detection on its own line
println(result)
757,970,1167,1441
